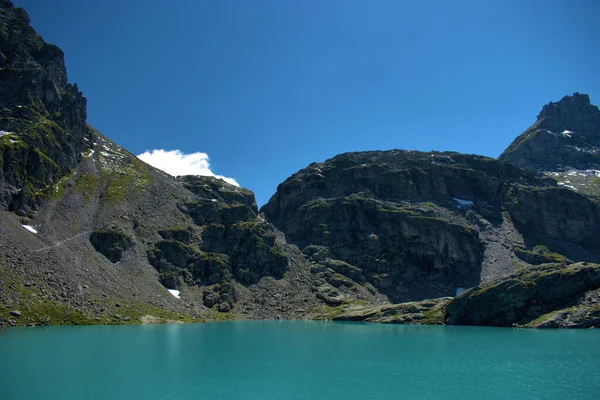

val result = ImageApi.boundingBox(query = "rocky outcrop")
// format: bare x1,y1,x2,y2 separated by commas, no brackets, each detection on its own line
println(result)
262,150,561,303
0,1,90,214
264,151,549,223
499,93,600,171
314,297,452,324
446,262,600,328
89,228,133,263
178,182,289,286
289,195,483,302
505,186,600,261
177,175,257,211
328,262,600,328
145,176,289,311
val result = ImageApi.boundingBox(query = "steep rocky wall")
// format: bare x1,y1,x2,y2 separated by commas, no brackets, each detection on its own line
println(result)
505,186,600,261
446,262,600,328
282,195,483,302
0,1,90,214
262,150,560,303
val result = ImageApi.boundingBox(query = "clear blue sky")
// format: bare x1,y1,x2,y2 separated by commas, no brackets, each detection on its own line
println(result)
14,0,600,206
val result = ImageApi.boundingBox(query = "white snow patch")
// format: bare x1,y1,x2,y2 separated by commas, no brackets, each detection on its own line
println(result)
0,129,14,137
452,197,474,207
137,149,239,187
211,199,218,202
561,130,572,138
564,185,578,191
82,149,95,158
21,225,38,234
168,289,181,299
557,182,565,186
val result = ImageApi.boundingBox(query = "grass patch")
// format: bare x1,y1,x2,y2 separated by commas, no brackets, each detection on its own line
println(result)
74,173,99,202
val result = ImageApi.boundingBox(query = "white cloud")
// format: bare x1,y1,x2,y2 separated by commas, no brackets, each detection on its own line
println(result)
137,149,239,186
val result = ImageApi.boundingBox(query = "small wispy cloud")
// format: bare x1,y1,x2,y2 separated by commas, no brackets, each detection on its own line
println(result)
137,149,239,186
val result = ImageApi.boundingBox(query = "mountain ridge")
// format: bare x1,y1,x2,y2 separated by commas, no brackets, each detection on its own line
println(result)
1,1,599,329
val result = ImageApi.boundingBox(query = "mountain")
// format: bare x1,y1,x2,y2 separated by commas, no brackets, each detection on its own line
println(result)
499,93,600,196
0,1,326,326
1,0,599,329
500,93,600,171
261,150,600,327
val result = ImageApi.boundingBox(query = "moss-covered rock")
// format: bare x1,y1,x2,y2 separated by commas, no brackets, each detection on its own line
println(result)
201,282,237,312
269,194,483,302
178,175,257,212
446,262,600,327
506,186,600,260
312,297,452,324
183,199,255,226
158,225,194,244
513,244,570,265
89,228,133,263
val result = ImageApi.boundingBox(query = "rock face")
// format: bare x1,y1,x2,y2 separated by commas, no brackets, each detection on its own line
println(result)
147,176,289,311
262,150,592,303
89,228,133,263
0,1,90,214
505,186,600,261
499,93,600,171
446,262,600,328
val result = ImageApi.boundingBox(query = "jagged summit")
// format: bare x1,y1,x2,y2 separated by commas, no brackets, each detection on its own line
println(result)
0,0,90,213
499,93,600,172
536,93,600,140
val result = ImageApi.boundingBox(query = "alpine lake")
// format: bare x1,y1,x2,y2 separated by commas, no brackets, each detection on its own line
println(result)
1,321,599,400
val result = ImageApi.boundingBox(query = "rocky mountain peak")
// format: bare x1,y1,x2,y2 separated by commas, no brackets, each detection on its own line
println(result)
536,93,600,139
0,0,90,213
499,93,600,171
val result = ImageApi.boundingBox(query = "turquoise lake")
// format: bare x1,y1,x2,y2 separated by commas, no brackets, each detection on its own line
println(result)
1,321,599,400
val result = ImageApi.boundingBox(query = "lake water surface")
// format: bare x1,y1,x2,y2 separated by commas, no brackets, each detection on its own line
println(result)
1,321,599,400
